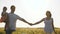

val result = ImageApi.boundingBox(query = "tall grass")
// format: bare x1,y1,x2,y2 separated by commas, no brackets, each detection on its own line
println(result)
0,28,60,34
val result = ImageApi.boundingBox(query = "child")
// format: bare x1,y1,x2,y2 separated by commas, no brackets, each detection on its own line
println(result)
31,11,56,34
0,7,9,31
0,7,7,22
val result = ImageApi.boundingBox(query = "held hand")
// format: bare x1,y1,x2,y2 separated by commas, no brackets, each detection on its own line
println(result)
28,23,36,26
28,23,33,26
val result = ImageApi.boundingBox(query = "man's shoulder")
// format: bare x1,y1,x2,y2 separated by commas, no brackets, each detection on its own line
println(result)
8,13,19,17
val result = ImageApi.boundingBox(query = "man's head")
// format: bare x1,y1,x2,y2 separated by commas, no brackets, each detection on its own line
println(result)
10,5,16,13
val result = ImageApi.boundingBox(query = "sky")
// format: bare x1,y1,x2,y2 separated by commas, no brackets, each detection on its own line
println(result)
0,0,60,28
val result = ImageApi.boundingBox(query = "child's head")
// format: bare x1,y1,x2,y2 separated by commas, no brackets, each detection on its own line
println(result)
46,11,52,18
3,7,7,12
10,5,16,13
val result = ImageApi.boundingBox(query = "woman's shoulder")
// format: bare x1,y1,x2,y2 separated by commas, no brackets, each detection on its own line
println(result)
43,17,46,19
43,17,53,20
51,18,53,20
42,17,46,21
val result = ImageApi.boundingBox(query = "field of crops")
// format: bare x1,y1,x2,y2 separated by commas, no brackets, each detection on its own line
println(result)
0,28,60,34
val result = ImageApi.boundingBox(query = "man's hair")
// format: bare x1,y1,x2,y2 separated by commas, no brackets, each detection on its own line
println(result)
11,5,15,9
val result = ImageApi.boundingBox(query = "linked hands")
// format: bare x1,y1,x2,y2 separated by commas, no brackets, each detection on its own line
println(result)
27,23,36,26
27,19,43,26
20,18,39,26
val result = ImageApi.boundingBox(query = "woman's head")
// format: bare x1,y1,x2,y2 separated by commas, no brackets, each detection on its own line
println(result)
3,7,7,12
46,11,52,18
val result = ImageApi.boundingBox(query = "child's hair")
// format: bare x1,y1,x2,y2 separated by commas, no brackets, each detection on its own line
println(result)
3,7,7,11
46,10,52,17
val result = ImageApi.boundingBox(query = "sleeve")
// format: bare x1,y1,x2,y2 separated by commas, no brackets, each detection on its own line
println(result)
16,15,23,20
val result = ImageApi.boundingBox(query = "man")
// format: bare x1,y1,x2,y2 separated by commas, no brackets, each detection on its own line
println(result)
6,5,31,34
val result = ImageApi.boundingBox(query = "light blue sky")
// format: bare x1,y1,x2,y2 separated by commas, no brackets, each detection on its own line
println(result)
0,0,60,28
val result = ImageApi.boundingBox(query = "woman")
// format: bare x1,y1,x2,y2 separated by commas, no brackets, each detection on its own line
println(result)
31,11,56,34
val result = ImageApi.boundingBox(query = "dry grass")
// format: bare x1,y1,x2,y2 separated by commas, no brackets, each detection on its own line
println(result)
0,28,60,34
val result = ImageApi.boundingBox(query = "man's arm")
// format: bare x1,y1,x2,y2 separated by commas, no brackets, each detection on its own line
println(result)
17,16,30,24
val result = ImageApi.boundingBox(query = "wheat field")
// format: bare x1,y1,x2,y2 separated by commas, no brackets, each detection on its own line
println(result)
0,28,60,34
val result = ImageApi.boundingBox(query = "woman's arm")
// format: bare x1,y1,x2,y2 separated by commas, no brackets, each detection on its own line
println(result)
33,18,44,25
